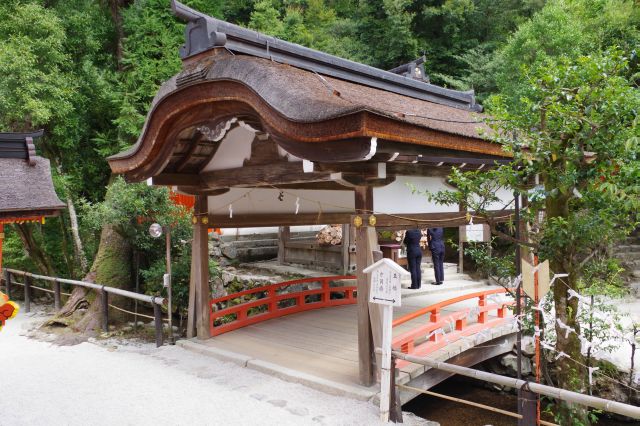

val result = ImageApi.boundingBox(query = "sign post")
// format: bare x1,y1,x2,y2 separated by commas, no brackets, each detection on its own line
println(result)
363,258,410,422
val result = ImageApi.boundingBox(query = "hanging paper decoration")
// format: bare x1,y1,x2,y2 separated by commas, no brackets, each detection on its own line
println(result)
579,335,592,352
295,197,300,215
567,289,589,304
229,204,233,218
549,273,569,286
511,274,522,289
445,317,456,333
588,367,599,387
468,306,480,322
541,341,555,351
556,319,576,338
555,351,568,361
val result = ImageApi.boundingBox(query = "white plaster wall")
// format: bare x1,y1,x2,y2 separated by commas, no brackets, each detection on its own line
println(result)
201,126,256,172
484,187,515,211
208,188,355,215
373,176,459,214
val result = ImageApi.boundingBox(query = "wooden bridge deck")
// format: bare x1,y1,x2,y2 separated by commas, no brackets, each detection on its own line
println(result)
192,287,516,394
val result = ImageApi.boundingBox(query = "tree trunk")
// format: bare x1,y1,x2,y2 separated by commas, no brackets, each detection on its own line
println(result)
546,192,588,424
15,223,56,276
65,191,88,275
56,224,132,334
107,0,132,70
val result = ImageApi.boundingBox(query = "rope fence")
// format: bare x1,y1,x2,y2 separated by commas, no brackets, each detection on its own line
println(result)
2,268,168,347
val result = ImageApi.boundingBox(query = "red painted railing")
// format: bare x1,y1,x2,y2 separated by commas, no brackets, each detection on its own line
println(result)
392,288,515,367
210,275,357,336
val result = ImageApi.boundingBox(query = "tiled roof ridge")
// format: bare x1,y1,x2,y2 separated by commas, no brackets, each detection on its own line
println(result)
170,0,481,112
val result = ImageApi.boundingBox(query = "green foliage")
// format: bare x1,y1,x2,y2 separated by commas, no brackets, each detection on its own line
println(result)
81,177,197,302
142,252,220,315
464,238,515,284
116,0,224,144
494,0,640,103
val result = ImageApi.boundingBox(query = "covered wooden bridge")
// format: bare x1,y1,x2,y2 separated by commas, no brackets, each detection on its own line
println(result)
108,0,515,388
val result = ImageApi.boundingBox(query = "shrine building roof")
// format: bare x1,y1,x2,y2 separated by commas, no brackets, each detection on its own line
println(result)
107,1,509,184
0,131,65,220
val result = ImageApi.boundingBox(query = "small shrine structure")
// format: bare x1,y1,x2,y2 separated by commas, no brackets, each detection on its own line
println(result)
108,1,514,386
0,130,65,271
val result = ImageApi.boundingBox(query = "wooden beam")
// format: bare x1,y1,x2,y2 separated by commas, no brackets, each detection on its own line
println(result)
174,130,202,172
0,209,61,221
175,187,230,196
153,173,202,186
207,212,353,228
362,210,514,228
385,162,451,177
330,172,396,188
277,226,290,264
276,182,354,191
394,155,511,166
201,162,333,189
206,210,513,228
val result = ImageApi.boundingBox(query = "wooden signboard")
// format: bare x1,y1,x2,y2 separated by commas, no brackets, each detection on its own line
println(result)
363,258,410,422
460,223,490,243
521,259,550,300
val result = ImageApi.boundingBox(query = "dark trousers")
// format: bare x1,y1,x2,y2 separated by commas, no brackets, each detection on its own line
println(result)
432,249,444,283
407,250,422,289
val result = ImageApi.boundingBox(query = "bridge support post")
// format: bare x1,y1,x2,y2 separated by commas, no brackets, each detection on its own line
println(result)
188,195,210,339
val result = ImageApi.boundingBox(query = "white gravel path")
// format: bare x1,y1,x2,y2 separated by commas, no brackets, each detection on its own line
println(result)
0,304,430,426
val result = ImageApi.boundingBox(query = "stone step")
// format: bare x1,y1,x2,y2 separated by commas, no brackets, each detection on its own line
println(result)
623,259,640,268
614,244,640,253
617,252,640,262
219,238,279,248
401,280,490,299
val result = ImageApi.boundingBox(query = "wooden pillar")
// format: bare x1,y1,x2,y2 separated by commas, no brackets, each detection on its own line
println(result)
277,226,290,264
3,269,11,300
341,223,350,275
101,290,109,332
24,273,31,313
458,203,465,274
0,224,4,274
188,195,210,339
355,186,376,386
53,279,61,310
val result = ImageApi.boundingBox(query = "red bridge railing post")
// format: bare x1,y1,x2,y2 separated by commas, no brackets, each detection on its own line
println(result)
478,295,487,324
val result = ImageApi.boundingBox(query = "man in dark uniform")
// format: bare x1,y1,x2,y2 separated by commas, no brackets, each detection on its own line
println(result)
403,228,423,289
427,227,445,285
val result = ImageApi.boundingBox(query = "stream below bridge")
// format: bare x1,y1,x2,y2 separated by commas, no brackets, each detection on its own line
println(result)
404,377,632,426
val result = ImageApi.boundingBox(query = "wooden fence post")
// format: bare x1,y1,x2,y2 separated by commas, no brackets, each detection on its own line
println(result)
53,279,61,310
519,388,537,426
154,303,164,347
389,354,403,423
3,269,11,300
101,290,109,332
24,273,31,313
